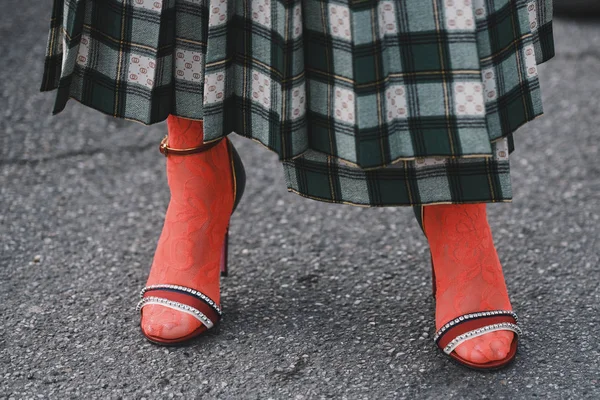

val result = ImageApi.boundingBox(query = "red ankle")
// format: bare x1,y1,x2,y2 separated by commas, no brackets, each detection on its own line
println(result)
166,115,206,148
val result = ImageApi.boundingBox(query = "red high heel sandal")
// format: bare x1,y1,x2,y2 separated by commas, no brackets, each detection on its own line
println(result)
418,206,522,371
135,135,246,345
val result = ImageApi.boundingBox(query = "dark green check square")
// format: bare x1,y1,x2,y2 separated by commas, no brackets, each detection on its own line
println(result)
357,137,384,167
64,0,86,37
413,123,453,155
504,94,528,132
453,168,492,201
305,36,331,72
408,42,442,72
372,174,413,204
490,11,517,54
353,48,377,85
93,2,125,41
270,39,285,74
309,122,333,154
84,78,116,116
299,167,333,201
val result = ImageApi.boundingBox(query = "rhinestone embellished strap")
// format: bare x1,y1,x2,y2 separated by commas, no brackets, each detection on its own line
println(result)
136,297,215,330
433,310,518,343
442,323,522,355
140,284,222,316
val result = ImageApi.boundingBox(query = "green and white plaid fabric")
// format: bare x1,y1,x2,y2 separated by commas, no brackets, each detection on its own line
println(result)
42,0,554,206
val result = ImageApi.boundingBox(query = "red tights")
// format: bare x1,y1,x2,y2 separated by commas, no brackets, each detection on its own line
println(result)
424,204,514,363
141,116,234,340
142,117,514,363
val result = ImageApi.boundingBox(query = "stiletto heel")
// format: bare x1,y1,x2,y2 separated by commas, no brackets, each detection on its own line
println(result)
430,256,436,298
220,227,229,277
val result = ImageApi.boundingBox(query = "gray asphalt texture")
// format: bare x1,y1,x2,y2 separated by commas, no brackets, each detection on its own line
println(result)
1,2,599,399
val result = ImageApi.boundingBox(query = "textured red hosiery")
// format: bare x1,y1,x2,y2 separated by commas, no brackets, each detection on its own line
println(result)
140,116,234,341
424,203,514,364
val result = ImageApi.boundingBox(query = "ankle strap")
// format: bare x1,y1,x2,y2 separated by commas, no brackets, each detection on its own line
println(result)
159,135,222,157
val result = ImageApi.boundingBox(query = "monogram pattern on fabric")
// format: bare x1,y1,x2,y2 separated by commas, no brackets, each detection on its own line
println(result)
251,70,273,109
481,68,498,102
291,4,302,39
334,87,355,124
444,0,476,31
209,0,228,27
385,85,408,122
527,1,539,32
378,1,398,38
252,0,271,28
128,54,157,89
415,156,448,168
495,138,509,161
524,44,538,78
454,82,485,116
175,49,204,83
328,4,352,41
131,0,162,12
203,72,226,104
76,34,90,67
473,0,487,20
290,83,306,121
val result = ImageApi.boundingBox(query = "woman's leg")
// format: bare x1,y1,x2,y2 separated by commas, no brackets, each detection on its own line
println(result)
424,204,514,363
141,116,234,340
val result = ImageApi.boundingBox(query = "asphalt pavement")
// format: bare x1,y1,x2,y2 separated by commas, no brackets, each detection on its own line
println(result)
1,2,599,399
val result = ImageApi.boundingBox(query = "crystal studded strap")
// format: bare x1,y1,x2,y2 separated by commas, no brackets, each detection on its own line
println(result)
136,297,215,330
140,284,222,316
442,323,522,355
433,310,517,344
138,284,222,328
434,310,520,354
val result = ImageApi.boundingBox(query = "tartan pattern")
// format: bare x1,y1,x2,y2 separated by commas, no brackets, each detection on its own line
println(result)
42,0,554,207
285,135,515,206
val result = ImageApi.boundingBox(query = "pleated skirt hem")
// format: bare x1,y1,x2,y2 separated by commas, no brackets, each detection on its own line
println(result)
41,0,555,207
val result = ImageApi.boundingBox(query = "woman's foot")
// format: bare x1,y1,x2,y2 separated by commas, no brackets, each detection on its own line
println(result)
140,116,234,341
424,204,514,364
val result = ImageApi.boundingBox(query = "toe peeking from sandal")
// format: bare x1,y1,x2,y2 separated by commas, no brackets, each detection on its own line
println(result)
136,284,222,345
433,310,521,370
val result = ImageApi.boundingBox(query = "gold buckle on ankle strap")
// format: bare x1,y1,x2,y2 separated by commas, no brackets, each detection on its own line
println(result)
159,135,222,157
159,136,170,156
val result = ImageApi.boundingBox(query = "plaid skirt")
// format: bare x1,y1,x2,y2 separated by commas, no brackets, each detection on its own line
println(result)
41,0,554,206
